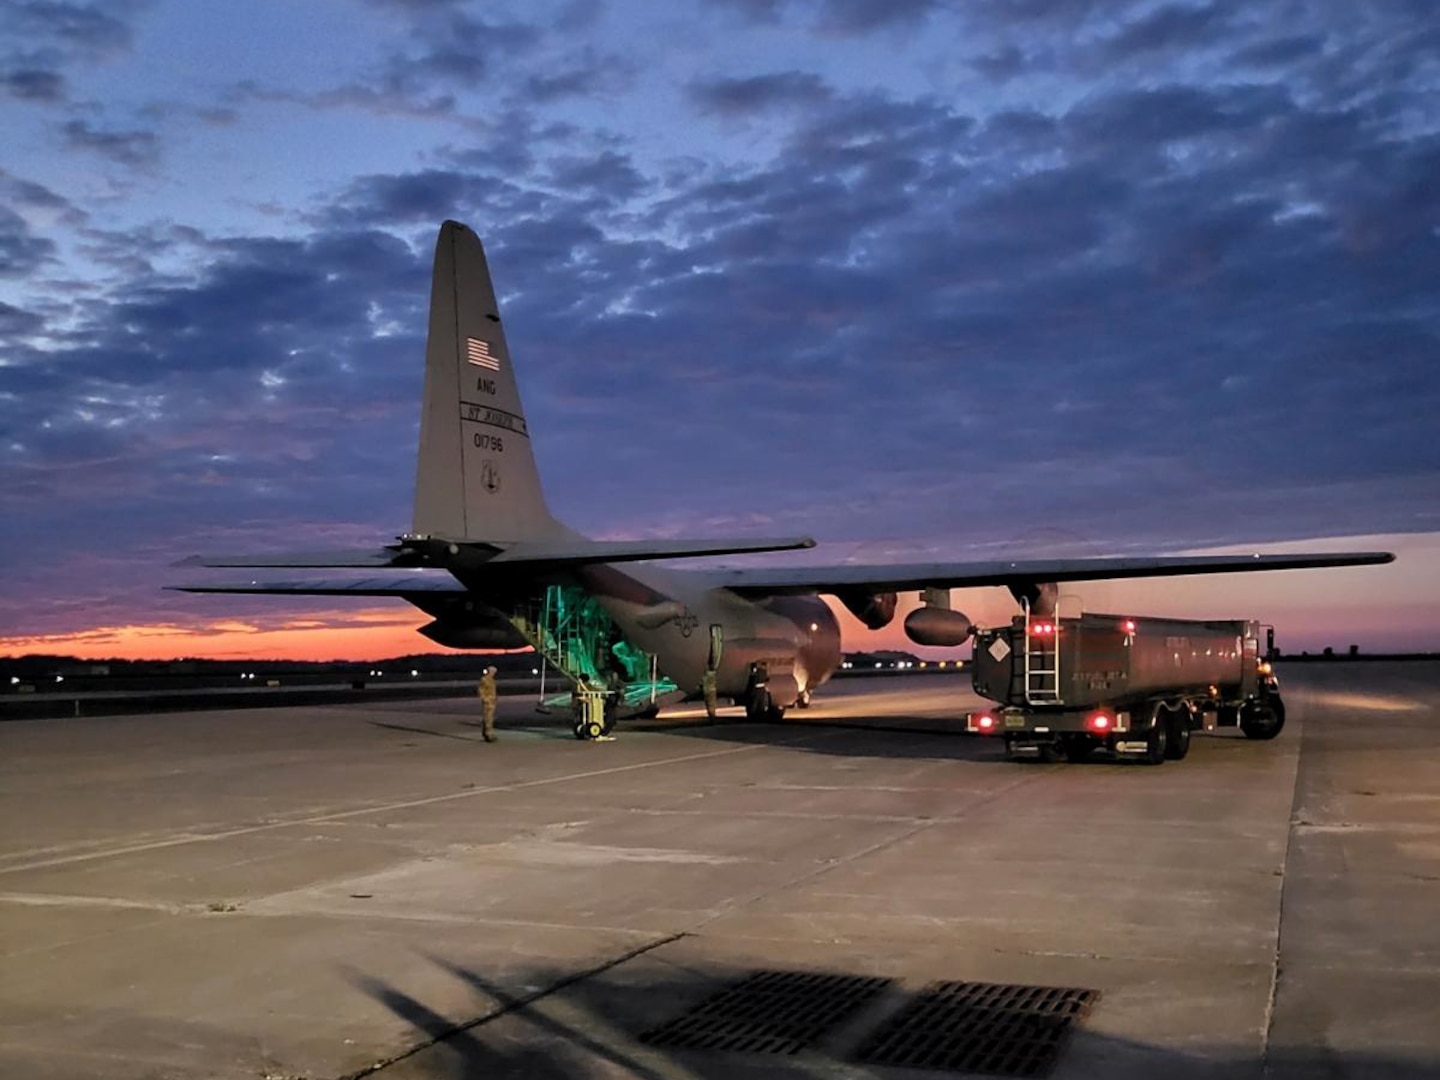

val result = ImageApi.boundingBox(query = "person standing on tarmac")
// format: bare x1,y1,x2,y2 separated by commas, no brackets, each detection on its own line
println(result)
478,666,499,742
702,669,718,719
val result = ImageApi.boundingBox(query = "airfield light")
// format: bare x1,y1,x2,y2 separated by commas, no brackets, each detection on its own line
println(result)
9,677,17,685
1088,712,1112,732
411,670,419,677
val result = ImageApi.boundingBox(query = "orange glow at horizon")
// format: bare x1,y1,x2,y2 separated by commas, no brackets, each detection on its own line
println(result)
0,607,458,663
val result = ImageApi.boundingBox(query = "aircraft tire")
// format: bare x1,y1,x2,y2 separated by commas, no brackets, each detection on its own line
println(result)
745,690,772,722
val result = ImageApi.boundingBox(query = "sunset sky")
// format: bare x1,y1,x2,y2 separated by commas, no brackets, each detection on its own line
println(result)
2,0,1437,662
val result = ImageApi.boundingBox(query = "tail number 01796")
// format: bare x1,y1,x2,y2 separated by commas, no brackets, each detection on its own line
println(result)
473,433,504,452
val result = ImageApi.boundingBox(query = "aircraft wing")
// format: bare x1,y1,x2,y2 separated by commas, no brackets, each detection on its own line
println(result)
695,550,1396,597
177,536,816,570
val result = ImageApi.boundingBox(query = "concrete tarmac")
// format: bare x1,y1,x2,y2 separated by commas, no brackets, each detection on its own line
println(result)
0,665,1436,1079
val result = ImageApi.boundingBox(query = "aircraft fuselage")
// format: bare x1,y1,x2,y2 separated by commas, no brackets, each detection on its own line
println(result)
577,562,841,705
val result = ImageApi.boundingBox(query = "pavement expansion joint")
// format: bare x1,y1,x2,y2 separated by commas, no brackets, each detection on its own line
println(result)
340,931,689,1080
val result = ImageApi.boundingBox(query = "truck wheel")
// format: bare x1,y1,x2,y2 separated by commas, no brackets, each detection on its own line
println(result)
1143,712,1169,765
1164,707,1191,761
1241,697,1286,740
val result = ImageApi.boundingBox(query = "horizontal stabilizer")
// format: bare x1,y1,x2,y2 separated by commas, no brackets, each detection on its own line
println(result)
178,535,813,572
696,551,1395,596
486,535,816,566
169,572,469,597
174,548,411,569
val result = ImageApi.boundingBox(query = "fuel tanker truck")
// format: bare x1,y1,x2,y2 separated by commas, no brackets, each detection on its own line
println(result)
965,612,1284,764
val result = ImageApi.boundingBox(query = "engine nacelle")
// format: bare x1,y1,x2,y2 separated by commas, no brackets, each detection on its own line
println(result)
904,607,973,647
418,619,527,650
837,589,898,630
1008,581,1059,617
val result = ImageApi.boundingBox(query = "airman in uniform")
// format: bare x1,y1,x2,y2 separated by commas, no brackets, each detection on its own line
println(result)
478,665,498,742
702,669,718,718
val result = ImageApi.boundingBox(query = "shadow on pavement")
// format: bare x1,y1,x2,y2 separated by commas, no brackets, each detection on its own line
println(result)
345,950,1440,1080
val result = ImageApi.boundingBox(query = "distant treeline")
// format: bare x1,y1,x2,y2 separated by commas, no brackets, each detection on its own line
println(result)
2,652,526,679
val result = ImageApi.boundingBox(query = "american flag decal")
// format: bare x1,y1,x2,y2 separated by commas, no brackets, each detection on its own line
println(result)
466,337,500,371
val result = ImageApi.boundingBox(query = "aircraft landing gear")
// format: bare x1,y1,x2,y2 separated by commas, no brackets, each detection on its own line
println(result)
743,663,786,722
744,688,785,722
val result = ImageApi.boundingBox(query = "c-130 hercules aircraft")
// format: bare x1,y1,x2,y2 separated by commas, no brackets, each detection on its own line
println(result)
179,221,1393,737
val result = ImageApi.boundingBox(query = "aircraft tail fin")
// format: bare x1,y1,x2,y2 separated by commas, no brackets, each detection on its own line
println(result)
412,221,567,542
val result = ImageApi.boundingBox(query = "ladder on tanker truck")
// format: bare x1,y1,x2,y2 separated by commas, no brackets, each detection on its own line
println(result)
1019,595,1081,706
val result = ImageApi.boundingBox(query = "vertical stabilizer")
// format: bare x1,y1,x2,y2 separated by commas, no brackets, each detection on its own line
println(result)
413,221,565,541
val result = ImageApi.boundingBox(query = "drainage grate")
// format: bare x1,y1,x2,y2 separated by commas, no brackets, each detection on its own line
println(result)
854,980,1099,1077
639,969,893,1055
